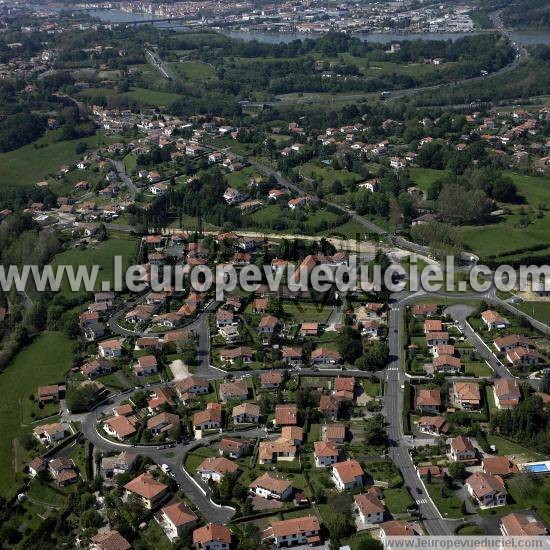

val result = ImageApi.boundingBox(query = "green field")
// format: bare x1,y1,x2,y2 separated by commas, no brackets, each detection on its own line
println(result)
0,130,113,187
169,61,217,82
457,172,550,258
0,332,75,498
50,233,138,298
517,301,550,324
409,167,450,192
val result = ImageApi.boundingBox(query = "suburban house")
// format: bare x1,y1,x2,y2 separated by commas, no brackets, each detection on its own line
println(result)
432,355,461,374
259,440,296,464
90,530,131,550
417,416,448,435
33,423,66,445
124,473,169,510
281,426,303,447
415,388,441,413
261,516,321,548
433,344,455,358
232,402,260,424
81,359,115,379
482,456,519,478
193,406,222,431
156,501,198,542
114,404,135,417
334,377,355,400
450,435,477,463
319,394,341,420
251,297,268,314
103,415,138,441
506,347,542,366
322,423,346,444
311,347,342,367
216,309,235,328
249,472,293,501
28,457,46,478
379,521,415,541
218,438,250,459
493,378,521,409
500,512,548,537
100,451,137,479
147,412,179,435
148,387,176,412
36,384,61,404
49,457,78,486
282,346,303,367
275,404,298,426
193,523,232,550
481,310,509,330
354,493,386,525
219,379,248,402
219,346,253,365
260,371,283,389
466,472,507,508
413,303,438,317
453,382,481,410
258,315,278,335
314,441,339,467
300,322,319,337
175,376,210,401
426,331,449,347
197,457,239,483
494,334,535,353
134,355,158,377
424,319,442,333
332,459,364,491
98,338,124,358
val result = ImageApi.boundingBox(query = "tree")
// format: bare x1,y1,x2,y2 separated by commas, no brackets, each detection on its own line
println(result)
448,461,467,480
65,384,99,413
358,342,389,370
542,370,550,394
337,326,363,363
364,414,386,447
80,509,102,529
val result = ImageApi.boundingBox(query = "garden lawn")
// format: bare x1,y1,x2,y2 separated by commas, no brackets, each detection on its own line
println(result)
184,446,217,474
383,486,414,514
283,302,332,324
50,233,138,298
0,332,74,498
485,434,543,461
425,482,463,518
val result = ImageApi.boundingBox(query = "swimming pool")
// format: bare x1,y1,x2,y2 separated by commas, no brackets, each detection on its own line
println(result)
524,463,550,473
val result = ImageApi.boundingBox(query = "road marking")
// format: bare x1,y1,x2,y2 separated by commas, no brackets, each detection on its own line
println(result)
416,498,428,505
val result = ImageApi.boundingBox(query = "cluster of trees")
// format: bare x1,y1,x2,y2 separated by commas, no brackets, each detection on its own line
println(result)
502,0,550,29
0,112,46,152
490,394,550,453
410,45,550,107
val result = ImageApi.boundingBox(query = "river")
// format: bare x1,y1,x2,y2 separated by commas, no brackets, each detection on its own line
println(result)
78,9,550,45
